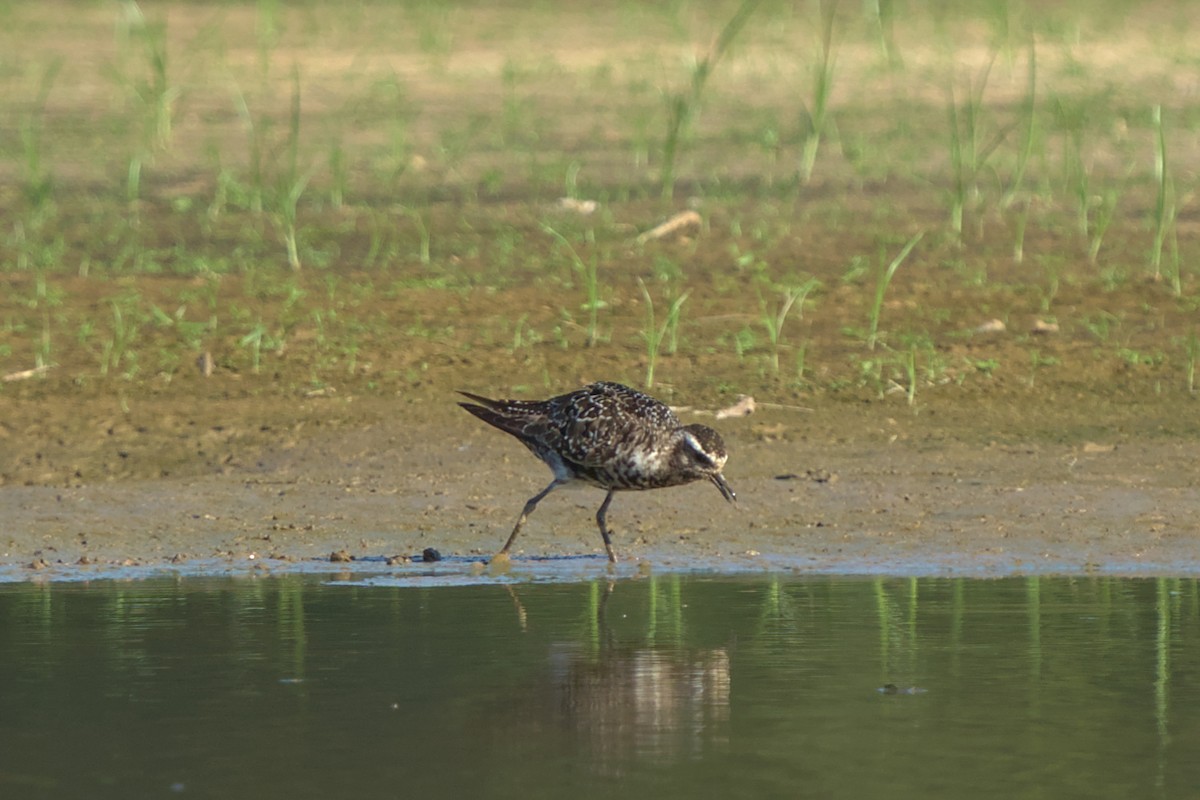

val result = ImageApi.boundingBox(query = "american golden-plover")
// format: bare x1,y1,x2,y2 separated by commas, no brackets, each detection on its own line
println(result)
459,381,735,563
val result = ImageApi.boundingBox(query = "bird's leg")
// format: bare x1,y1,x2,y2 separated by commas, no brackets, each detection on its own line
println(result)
498,479,563,559
595,489,618,563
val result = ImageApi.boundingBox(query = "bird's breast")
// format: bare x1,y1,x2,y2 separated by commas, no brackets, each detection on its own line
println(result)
575,449,696,491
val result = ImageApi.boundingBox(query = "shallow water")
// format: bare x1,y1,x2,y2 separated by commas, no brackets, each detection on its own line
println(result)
1,575,1197,799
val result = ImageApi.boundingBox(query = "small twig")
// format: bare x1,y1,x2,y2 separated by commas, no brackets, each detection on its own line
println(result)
755,402,814,412
672,398,813,418
2,364,54,382
635,210,702,245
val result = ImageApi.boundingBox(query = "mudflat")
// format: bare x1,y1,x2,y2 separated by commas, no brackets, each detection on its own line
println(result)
4,390,1197,580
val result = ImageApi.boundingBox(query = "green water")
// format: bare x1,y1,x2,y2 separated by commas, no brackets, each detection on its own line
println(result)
1,576,1197,799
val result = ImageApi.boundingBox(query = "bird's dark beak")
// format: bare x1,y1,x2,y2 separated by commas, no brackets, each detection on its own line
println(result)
711,472,737,505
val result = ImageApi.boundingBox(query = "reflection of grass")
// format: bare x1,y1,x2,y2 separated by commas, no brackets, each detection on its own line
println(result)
874,578,920,677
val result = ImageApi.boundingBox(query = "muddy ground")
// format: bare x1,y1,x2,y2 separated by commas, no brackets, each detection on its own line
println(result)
2,3,1199,581
4,386,1198,581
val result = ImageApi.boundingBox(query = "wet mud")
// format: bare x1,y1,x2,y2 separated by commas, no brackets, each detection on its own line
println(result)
5,394,1197,583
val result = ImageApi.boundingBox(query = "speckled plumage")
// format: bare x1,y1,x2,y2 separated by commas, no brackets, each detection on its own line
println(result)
459,381,736,563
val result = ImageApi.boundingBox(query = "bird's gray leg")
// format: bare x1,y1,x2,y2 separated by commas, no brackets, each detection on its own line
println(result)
595,489,618,563
498,479,563,557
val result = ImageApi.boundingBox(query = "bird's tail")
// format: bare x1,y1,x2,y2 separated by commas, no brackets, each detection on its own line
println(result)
458,391,541,438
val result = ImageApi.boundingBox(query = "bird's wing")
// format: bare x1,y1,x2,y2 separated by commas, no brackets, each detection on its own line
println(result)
556,383,678,468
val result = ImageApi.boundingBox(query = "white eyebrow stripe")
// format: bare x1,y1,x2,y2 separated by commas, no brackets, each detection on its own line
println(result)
683,431,715,465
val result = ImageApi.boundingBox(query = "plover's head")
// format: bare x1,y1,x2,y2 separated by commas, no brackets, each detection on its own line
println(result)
677,424,736,504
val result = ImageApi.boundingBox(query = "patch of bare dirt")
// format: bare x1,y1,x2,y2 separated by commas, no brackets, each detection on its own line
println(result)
3,388,1198,580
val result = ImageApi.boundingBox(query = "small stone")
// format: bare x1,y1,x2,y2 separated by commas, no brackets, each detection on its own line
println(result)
329,549,352,563
557,197,598,214
715,395,756,419
808,468,836,484
421,548,442,563
1031,319,1059,334
975,318,1006,333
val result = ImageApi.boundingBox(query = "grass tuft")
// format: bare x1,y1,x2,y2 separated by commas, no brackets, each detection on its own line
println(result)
659,0,761,201
867,233,923,351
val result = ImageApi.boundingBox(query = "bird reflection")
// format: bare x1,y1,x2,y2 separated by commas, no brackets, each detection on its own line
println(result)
546,584,731,774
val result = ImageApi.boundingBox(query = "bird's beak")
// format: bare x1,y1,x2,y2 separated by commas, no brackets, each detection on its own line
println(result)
711,472,737,505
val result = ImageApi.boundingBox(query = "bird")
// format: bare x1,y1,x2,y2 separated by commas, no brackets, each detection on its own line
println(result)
458,381,736,563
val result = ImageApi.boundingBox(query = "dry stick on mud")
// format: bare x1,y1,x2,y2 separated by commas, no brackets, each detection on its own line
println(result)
2,365,54,382
635,210,702,245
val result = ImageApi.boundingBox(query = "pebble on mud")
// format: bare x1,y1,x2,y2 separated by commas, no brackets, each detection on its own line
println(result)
715,395,756,419
1031,318,1059,334
556,197,598,215
775,469,837,484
